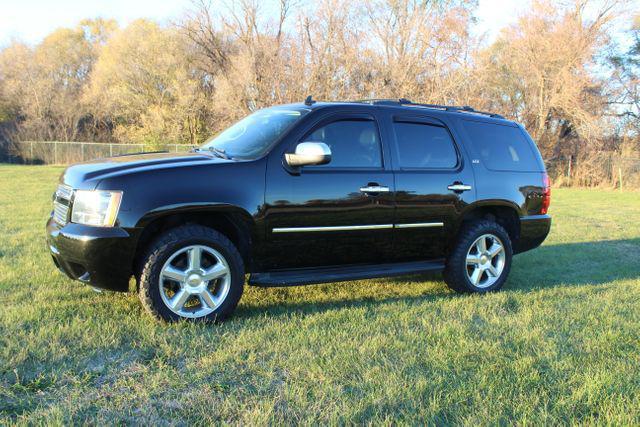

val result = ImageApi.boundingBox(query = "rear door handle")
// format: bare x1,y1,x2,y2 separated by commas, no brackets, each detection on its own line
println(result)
447,183,472,192
360,185,390,194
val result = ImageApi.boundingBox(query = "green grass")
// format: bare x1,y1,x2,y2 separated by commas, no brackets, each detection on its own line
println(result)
1,164,639,424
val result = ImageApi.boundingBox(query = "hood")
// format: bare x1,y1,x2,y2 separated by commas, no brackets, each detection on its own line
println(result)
60,150,232,189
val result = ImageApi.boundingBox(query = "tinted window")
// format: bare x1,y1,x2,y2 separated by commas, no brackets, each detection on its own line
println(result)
462,120,540,171
305,120,382,168
393,122,458,168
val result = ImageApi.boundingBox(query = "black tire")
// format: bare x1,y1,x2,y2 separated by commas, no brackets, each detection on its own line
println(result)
138,224,244,322
444,220,513,293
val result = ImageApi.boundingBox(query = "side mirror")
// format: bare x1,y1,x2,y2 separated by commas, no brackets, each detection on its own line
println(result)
285,142,332,167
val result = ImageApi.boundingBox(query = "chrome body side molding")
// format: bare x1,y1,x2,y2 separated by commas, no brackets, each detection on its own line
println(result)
273,224,394,233
394,222,444,229
273,222,443,233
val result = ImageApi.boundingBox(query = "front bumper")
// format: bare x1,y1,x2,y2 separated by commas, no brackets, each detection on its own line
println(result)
515,214,551,254
46,217,140,292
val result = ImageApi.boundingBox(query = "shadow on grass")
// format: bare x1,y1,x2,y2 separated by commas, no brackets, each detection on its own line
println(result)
508,237,640,289
237,238,640,319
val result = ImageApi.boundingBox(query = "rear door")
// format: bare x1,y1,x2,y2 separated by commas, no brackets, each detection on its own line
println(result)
387,113,475,260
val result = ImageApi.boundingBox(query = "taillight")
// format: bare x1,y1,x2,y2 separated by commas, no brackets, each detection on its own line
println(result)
541,173,551,215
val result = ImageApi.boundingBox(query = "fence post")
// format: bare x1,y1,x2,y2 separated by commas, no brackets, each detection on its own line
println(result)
619,166,623,191
567,155,572,178
110,143,113,157
30,141,34,164
610,153,614,185
81,142,84,162
54,141,57,164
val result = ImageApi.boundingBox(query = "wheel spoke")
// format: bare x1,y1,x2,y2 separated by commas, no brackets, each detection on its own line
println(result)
466,254,481,265
188,247,202,270
487,243,503,258
199,289,219,309
202,263,229,281
486,264,499,277
170,289,190,311
476,236,487,253
469,266,483,285
162,265,187,282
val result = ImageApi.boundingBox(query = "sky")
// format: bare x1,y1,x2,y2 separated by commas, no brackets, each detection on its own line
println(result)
0,0,192,46
0,0,529,47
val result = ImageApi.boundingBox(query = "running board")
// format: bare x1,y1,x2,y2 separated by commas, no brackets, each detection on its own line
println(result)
249,260,445,287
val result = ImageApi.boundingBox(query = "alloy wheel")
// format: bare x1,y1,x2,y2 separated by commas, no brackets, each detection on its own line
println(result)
465,233,506,289
159,245,231,318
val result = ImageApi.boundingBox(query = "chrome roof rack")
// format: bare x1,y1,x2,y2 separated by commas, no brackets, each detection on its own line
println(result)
354,98,504,119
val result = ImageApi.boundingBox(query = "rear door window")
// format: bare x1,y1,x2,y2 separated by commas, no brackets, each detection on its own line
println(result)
392,121,458,169
461,120,540,172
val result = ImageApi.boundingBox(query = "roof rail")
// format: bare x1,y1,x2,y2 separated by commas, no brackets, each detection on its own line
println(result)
354,98,504,119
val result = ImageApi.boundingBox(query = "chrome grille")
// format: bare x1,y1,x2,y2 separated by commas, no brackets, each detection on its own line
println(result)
53,184,73,225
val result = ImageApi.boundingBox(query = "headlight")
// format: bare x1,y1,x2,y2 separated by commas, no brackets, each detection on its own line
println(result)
71,190,123,227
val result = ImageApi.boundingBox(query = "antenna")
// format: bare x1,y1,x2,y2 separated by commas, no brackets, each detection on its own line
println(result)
304,95,316,106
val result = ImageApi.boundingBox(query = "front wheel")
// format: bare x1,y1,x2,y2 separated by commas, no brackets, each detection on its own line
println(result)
138,225,244,322
444,220,513,293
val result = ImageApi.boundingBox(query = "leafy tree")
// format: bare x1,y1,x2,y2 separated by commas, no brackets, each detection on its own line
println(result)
0,19,116,141
86,19,210,146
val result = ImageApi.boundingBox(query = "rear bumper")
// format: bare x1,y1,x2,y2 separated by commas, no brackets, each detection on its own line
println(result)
46,217,139,292
515,214,551,254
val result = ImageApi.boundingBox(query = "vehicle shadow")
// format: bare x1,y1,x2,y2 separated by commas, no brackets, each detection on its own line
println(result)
237,238,640,319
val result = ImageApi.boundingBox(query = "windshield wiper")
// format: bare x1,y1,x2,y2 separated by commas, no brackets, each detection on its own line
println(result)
208,146,231,159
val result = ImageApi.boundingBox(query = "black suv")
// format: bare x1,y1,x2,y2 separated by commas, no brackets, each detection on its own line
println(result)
46,99,551,322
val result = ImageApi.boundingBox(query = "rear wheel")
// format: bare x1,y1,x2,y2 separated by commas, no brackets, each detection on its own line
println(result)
138,225,244,322
444,220,512,293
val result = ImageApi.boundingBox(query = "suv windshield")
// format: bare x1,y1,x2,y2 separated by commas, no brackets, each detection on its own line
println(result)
201,107,309,160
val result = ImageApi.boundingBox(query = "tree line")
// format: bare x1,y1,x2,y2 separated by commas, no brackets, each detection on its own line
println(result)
0,0,638,164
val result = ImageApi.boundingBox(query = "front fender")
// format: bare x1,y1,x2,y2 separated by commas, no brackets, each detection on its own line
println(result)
135,202,255,229
132,203,260,270
94,159,266,229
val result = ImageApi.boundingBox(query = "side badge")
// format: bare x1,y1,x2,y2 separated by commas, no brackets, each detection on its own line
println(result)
472,159,480,164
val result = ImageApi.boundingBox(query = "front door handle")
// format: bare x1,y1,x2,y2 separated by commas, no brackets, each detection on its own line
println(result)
360,185,390,194
447,183,472,192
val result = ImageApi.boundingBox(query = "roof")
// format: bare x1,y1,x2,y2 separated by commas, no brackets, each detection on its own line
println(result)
285,97,512,124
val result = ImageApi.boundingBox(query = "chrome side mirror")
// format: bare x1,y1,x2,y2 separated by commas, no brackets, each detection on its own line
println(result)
285,142,332,167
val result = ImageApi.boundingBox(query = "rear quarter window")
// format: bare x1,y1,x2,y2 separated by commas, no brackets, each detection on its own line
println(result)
461,120,541,172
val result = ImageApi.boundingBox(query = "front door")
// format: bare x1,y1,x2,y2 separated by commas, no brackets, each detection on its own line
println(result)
262,113,395,270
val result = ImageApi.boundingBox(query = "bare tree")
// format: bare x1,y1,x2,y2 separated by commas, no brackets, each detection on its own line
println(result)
476,0,625,158
609,13,640,141
0,0,637,176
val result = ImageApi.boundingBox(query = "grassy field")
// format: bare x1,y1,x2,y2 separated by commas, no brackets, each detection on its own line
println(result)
1,164,639,424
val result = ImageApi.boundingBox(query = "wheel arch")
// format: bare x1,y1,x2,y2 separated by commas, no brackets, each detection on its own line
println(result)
132,204,256,278
449,200,521,253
